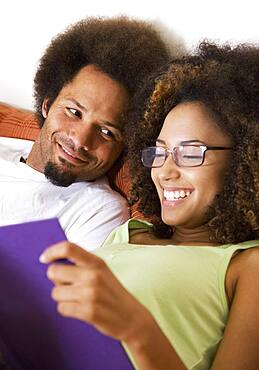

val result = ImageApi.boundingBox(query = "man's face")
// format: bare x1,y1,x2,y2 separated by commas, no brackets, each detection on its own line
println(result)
28,65,129,186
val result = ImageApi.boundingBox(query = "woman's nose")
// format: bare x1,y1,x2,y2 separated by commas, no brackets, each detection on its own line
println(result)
157,154,181,181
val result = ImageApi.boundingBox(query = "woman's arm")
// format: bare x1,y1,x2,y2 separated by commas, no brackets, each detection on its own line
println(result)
211,247,259,370
40,241,186,370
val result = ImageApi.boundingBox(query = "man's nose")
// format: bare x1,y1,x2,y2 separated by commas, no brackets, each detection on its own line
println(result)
69,122,97,150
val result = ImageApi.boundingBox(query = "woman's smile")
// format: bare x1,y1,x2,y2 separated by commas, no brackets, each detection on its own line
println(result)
162,187,194,207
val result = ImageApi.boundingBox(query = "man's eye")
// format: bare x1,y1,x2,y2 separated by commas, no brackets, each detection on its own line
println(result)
100,128,115,139
67,108,82,118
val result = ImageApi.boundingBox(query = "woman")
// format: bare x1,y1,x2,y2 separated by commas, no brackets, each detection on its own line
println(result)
40,42,259,369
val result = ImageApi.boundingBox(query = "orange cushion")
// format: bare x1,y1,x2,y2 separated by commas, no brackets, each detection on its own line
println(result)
0,102,143,219
0,103,39,140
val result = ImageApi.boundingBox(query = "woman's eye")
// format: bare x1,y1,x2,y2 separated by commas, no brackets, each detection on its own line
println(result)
101,128,115,139
67,108,82,118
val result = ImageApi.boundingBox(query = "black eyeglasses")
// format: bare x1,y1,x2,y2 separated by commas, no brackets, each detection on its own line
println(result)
141,144,233,168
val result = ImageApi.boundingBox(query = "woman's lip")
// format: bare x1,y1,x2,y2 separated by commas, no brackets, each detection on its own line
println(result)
161,187,194,207
56,143,87,165
162,197,188,208
162,187,194,192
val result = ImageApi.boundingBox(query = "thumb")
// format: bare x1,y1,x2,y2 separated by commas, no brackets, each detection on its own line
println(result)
39,241,100,267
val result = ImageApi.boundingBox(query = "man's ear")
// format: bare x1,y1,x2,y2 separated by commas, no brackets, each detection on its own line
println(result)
42,98,49,118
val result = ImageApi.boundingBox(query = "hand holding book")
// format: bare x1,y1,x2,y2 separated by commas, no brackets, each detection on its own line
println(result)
0,218,133,370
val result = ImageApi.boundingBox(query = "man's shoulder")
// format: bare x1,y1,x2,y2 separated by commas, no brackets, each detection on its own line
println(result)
0,136,34,146
73,177,128,206
0,136,33,162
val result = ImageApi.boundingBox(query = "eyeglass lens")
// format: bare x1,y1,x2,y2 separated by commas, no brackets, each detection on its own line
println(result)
141,146,204,167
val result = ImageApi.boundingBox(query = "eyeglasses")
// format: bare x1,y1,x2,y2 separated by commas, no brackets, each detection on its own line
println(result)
141,144,233,168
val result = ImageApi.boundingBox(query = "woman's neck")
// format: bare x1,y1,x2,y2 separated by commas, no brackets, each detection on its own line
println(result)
170,225,219,246
130,225,220,247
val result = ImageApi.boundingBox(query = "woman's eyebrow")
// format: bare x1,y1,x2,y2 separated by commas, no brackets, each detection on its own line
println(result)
156,139,166,145
156,139,204,146
180,139,204,145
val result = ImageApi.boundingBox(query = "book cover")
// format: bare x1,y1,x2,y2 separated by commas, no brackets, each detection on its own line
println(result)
0,218,134,370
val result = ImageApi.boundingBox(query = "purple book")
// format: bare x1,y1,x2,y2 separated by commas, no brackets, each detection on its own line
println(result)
0,218,134,370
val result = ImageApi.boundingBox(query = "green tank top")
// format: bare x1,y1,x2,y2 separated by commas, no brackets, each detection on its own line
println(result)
94,219,259,370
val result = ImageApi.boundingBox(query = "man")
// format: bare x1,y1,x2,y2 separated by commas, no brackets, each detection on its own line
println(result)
0,16,171,249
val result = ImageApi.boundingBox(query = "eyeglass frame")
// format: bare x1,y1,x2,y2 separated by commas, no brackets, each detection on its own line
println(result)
141,143,233,168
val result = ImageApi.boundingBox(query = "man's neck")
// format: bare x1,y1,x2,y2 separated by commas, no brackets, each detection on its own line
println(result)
26,138,44,173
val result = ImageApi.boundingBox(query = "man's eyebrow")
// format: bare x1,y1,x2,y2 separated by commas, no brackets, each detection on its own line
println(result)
65,98,121,131
65,98,87,113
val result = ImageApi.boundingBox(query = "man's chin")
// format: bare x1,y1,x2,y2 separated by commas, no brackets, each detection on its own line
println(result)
44,162,76,187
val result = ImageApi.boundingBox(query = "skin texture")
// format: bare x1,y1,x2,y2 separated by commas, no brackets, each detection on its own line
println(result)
27,65,128,184
151,101,232,245
39,101,259,369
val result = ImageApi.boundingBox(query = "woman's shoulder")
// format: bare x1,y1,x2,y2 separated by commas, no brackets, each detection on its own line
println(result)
228,244,259,271
226,245,259,305
213,244,259,368
229,245,259,276
102,218,153,246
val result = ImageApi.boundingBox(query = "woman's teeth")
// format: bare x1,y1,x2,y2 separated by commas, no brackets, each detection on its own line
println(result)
163,189,191,201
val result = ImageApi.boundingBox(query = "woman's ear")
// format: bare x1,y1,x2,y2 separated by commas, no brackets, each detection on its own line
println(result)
42,98,49,118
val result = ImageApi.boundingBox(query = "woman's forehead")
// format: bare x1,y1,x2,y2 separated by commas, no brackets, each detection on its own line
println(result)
160,102,232,146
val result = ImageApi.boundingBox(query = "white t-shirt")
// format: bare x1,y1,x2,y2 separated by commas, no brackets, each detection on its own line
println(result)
0,137,129,250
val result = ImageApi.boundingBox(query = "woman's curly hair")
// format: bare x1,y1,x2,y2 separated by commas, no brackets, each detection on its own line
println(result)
33,16,171,127
125,41,259,244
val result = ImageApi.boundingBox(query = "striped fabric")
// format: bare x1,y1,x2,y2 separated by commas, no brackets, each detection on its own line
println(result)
0,103,39,140
0,103,143,219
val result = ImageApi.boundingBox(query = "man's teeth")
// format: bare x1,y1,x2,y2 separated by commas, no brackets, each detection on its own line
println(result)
62,146,76,158
163,189,191,201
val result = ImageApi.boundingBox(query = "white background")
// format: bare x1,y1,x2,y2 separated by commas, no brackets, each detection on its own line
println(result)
0,0,258,109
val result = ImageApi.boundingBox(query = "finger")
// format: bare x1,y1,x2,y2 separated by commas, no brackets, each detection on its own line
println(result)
56,301,107,330
46,263,84,284
57,301,90,322
39,241,103,267
51,284,85,302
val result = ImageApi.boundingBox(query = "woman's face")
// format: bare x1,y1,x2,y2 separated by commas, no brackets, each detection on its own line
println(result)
151,101,232,229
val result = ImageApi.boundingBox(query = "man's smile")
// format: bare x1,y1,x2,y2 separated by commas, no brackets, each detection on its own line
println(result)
56,142,89,165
